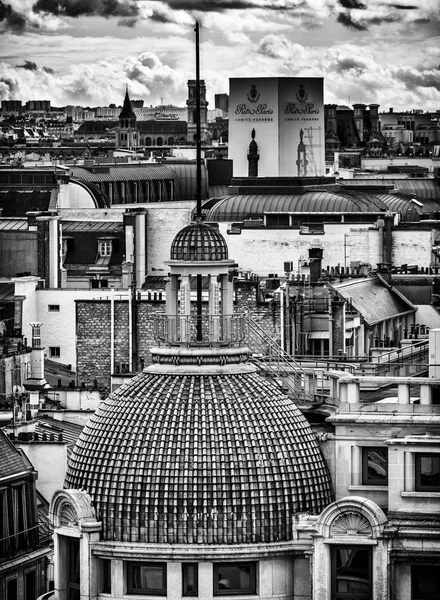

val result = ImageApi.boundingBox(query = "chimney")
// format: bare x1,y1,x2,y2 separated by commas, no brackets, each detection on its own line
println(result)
325,104,338,135
36,215,61,289
330,296,346,356
308,246,323,283
23,322,49,392
353,103,366,142
369,104,380,133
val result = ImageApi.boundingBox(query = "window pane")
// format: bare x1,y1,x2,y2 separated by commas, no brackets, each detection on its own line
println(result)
362,448,388,485
412,565,440,599
183,563,198,596
128,563,166,595
419,456,440,489
332,547,371,599
214,563,256,595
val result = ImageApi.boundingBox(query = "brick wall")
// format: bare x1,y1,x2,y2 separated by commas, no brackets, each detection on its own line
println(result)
235,281,281,343
76,300,164,391
76,281,283,391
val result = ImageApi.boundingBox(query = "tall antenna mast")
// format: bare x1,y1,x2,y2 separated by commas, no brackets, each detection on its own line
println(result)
195,21,202,220
195,21,203,341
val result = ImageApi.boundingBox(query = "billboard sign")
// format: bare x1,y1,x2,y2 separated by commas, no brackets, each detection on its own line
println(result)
229,77,325,177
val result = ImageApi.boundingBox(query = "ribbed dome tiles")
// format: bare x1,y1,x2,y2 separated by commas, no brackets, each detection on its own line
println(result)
65,367,334,544
204,190,388,222
170,222,228,261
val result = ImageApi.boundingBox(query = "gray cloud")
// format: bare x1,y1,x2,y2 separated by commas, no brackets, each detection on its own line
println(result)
334,57,368,73
337,12,367,30
338,0,366,9
0,2,28,32
166,0,264,10
33,0,139,19
18,60,39,71
394,66,440,90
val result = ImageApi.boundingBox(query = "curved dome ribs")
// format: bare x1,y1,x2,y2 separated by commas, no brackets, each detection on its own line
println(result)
170,222,228,261
204,190,393,222
65,371,334,545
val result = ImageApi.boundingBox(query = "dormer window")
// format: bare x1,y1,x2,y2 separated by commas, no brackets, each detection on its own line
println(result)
99,240,112,257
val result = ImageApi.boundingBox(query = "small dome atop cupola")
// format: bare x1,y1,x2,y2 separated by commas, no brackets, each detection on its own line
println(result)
170,221,228,261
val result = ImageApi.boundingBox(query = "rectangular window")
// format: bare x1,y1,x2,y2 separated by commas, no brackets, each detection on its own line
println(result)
362,447,388,485
183,563,198,596
101,559,111,594
412,565,440,599
415,454,440,491
331,546,372,600
25,570,36,600
213,562,257,596
0,489,10,557
98,240,112,257
68,538,80,600
48,305,60,312
6,579,18,600
49,347,61,358
127,563,167,595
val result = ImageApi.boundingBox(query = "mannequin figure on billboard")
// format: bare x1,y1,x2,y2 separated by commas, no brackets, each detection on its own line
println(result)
247,128,260,177
296,129,308,176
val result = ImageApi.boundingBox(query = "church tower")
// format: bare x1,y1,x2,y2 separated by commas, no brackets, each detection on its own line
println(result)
118,86,138,149
186,79,208,143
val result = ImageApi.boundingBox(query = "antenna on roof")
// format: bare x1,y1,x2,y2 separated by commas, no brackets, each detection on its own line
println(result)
195,21,202,221
194,21,203,341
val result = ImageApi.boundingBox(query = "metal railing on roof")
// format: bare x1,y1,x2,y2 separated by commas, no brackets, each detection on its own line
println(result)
243,314,317,404
153,313,247,347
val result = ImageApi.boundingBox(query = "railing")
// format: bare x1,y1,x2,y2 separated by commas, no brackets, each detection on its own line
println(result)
153,314,247,347
373,340,428,366
244,314,317,403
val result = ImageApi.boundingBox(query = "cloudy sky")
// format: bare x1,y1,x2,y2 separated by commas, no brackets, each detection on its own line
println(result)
0,0,439,112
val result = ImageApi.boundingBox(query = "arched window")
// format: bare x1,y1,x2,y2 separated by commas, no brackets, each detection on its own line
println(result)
145,137,152,147
157,137,163,146
168,137,174,145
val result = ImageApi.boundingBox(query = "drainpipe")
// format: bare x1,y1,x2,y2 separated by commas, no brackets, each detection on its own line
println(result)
110,289,114,374
280,284,285,351
128,291,133,372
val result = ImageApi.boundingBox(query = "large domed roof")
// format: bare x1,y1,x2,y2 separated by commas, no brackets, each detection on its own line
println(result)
170,221,228,261
65,362,333,544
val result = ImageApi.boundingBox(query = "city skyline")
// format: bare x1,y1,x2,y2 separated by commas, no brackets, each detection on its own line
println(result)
0,1,439,112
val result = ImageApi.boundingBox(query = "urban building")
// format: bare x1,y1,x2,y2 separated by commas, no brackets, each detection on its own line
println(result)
50,222,335,599
48,222,440,600
214,93,229,116
0,429,53,598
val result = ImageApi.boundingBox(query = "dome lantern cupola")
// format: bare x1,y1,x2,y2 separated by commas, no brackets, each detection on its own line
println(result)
154,221,242,353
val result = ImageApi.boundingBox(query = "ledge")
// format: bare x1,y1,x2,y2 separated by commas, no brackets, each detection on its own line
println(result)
91,540,311,561
401,491,440,498
348,485,388,492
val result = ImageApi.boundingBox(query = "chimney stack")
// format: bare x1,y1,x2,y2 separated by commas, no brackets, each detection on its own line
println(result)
308,246,323,283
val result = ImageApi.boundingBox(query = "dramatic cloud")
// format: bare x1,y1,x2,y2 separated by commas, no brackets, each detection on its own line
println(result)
0,1,27,32
0,0,438,111
0,50,189,106
0,0,438,34
394,66,440,91
33,0,139,18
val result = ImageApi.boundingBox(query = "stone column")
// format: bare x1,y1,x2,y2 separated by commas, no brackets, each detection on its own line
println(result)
209,277,220,342
180,275,191,344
